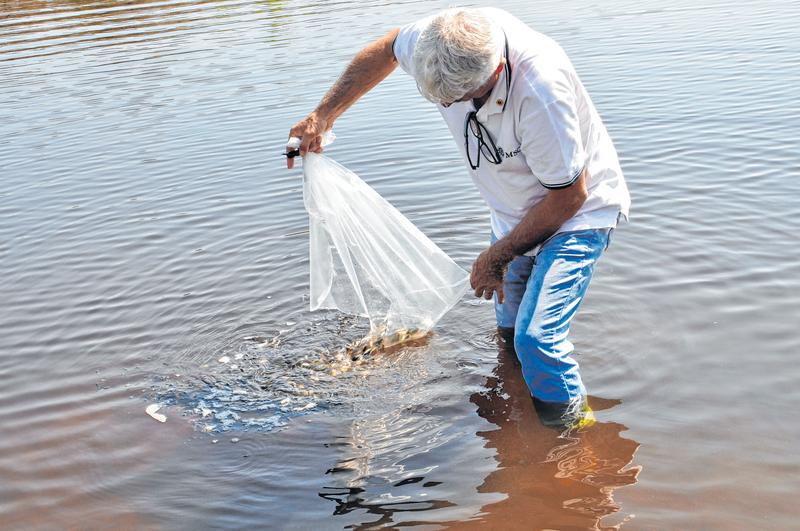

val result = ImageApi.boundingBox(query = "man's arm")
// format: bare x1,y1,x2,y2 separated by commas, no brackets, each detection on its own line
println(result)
287,28,400,169
470,169,589,303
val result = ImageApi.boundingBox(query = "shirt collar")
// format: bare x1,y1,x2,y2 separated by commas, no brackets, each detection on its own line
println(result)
476,34,512,121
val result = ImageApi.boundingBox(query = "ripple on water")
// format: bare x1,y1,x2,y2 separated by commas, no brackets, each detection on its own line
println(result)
464,328,499,353
154,314,449,433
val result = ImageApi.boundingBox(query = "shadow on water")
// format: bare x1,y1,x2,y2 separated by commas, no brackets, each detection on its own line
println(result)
317,333,641,530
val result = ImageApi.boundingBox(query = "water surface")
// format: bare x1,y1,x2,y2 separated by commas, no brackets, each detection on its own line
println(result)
2,0,799,529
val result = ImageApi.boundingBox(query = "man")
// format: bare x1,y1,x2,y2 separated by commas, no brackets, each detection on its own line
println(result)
287,8,630,427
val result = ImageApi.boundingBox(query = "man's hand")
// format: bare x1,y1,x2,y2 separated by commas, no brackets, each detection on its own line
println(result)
287,112,330,169
470,240,515,304
285,28,399,170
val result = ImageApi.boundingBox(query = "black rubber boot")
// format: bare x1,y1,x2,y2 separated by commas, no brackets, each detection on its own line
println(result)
532,396,595,430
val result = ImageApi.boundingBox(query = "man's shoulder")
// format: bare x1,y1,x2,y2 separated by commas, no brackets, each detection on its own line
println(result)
502,19,576,104
393,13,438,74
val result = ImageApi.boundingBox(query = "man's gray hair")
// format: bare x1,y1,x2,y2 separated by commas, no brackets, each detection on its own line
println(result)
412,8,503,104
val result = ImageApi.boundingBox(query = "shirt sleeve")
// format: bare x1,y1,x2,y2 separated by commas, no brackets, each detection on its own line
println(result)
392,21,420,76
517,70,587,189
392,14,438,77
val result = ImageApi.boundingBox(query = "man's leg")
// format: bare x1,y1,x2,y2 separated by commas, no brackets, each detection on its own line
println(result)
513,229,610,420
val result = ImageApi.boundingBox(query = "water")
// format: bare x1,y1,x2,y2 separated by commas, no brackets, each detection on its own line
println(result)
2,0,799,528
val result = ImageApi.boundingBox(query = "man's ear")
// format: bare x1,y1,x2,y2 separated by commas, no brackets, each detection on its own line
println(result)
494,59,506,76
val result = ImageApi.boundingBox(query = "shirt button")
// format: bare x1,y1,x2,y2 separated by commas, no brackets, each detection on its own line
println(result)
496,98,504,106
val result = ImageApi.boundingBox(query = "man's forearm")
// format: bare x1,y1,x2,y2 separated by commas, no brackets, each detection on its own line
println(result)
314,28,399,122
469,172,588,302
496,170,589,258
287,28,400,165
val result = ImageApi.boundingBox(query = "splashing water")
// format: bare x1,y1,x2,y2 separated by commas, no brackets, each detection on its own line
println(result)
154,316,436,433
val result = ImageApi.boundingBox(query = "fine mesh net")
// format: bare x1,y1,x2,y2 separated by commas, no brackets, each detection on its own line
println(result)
301,151,468,335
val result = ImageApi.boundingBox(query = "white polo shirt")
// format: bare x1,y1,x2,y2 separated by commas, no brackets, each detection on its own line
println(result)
392,8,630,247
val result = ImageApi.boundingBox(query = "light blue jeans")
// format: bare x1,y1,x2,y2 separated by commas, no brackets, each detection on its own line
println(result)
493,228,611,405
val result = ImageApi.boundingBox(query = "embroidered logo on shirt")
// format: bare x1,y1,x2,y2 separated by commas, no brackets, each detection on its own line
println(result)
495,145,522,160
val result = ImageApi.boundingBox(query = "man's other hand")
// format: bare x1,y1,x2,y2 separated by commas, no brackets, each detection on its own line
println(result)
470,240,514,304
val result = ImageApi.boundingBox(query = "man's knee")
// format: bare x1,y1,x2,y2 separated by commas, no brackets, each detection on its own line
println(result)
513,317,548,353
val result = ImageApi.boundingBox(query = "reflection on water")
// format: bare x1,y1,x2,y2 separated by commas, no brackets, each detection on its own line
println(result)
315,333,640,529
319,486,455,529
461,336,640,529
